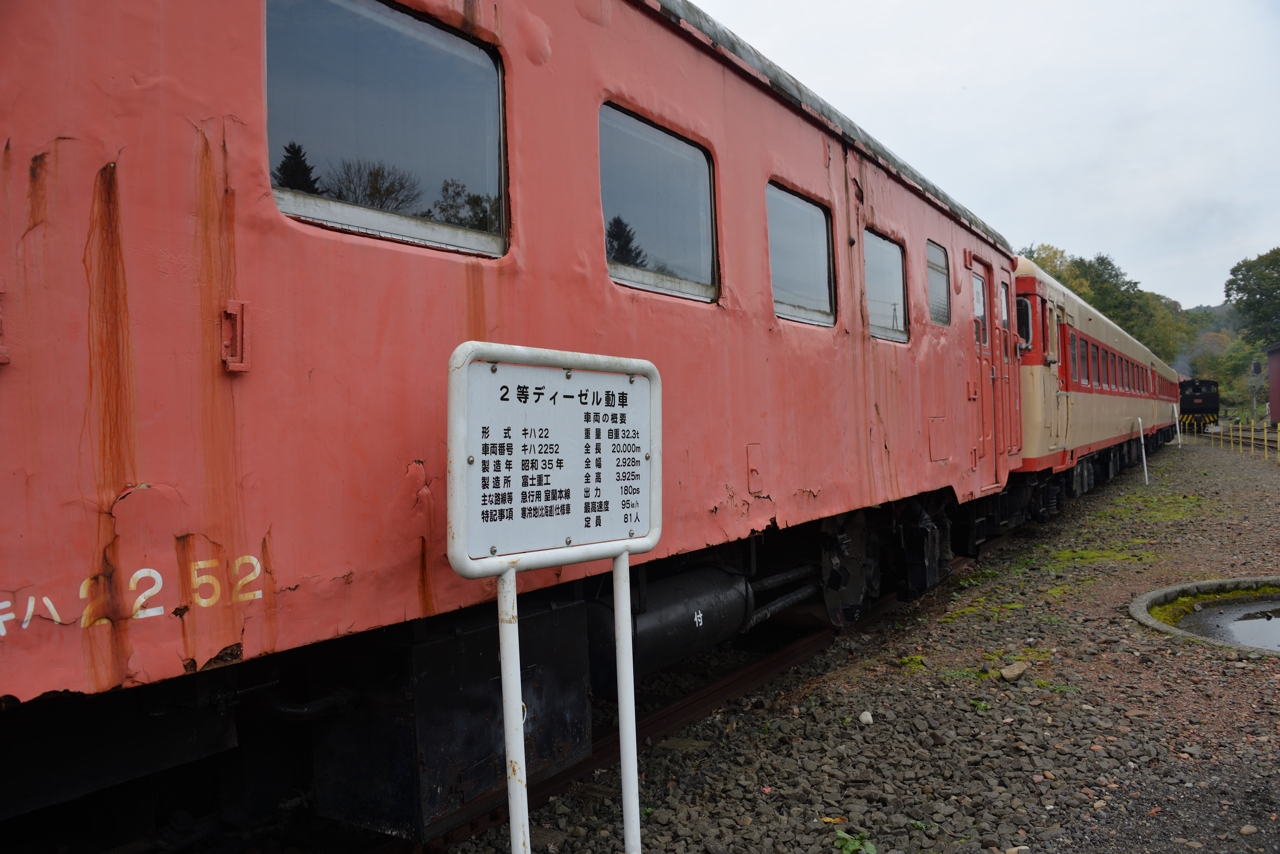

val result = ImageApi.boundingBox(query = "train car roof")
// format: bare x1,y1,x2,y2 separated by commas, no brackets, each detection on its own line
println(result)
1015,257,1178,379
643,0,1013,254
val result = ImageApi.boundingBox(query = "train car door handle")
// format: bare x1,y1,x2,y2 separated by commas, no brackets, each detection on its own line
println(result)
222,300,250,372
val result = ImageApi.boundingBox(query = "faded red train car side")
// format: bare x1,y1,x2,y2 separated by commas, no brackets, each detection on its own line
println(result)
0,0,1018,705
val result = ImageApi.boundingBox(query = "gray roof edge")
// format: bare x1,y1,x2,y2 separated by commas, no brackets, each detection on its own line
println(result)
642,0,1013,254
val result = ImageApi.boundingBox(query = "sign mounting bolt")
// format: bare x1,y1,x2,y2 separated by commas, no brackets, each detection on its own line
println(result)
629,375,635,384
490,546,497,555
645,453,650,460
490,363,498,373
565,537,572,545
468,455,475,465
565,369,572,379
629,529,634,537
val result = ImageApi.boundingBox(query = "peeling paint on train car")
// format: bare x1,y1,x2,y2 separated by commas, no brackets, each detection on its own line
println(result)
0,0,1019,701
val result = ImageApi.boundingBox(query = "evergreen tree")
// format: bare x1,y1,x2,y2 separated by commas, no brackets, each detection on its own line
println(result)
272,141,323,195
605,216,647,268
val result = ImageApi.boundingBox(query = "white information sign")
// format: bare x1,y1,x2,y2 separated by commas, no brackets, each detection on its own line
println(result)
447,341,662,578
464,361,651,558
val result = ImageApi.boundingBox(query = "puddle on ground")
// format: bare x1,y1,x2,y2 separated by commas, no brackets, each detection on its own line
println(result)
1177,599,1280,651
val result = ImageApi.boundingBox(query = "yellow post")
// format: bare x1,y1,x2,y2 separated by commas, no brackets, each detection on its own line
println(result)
1251,420,1256,455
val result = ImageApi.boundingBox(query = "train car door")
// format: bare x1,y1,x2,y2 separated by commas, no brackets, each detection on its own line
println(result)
1049,305,1065,450
972,267,998,487
999,276,1015,459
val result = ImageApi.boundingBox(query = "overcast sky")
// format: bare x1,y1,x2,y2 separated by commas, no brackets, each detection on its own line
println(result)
692,0,1280,309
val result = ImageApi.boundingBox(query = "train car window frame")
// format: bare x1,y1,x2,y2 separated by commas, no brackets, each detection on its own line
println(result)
765,182,835,326
1016,296,1032,349
266,0,508,257
863,229,909,343
1091,345,1100,388
1111,353,1118,391
599,104,718,302
1079,336,1089,385
972,272,987,347
1001,282,1011,363
1069,331,1078,381
925,241,951,326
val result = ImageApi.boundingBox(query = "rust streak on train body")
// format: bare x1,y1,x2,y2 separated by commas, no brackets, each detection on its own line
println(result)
190,127,250,666
81,161,139,692
465,259,487,342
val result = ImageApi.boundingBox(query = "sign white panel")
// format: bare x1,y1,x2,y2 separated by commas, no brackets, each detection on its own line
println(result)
446,342,661,579
465,362,651,558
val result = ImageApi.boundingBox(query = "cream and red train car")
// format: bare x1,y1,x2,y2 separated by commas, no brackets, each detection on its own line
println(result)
1012,257,1179,512
1,0,1039,841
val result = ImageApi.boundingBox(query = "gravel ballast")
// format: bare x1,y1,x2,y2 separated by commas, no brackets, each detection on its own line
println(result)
454,440,1280,854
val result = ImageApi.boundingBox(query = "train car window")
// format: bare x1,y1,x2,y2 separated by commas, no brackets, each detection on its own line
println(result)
926,241,950,325
266,0,505,255
1111,353,1118,391
1100,349,1108,388
1079,337,1089,384
1091,345,1100,388
766,183,833,325
1069,331,1078,380
599,106,715,301
864,230,908,342
1000,283,1011,362
972,273,987,346
1016,297,1033,348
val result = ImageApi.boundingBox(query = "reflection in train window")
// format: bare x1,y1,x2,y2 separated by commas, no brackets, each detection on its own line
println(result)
766,184,833,325
267,0,505,254
926,241,950,325
1069,331,1078,381
599,106,715,301
864,231,908,342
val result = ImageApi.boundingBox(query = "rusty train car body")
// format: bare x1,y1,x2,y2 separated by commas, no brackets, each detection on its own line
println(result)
0,0,1176,842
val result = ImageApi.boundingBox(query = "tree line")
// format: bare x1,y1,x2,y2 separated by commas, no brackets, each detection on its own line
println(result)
1022,242,1280,409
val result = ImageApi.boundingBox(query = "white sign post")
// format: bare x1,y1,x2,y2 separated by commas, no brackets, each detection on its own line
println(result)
447,341,662,854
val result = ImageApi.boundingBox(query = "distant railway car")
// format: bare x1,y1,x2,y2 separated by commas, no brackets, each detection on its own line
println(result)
1180,379,1220,431
0,0,1169,845
1012,258,1179,513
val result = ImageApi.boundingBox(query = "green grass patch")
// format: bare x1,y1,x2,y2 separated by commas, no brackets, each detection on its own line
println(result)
1148,585,1280,626
897,655,926,674
1046,548,1155,572
941,667,989,682
1107,492,1207,522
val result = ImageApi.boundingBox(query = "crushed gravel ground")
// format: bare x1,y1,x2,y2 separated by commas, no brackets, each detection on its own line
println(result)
454,439,1280,854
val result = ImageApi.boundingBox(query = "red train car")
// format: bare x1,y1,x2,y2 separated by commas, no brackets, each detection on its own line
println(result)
1012,257,1179,513
0,0,1041,840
